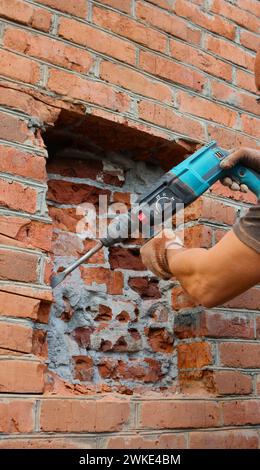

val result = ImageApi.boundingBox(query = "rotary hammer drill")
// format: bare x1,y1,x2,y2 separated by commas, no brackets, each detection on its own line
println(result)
51,140,260,288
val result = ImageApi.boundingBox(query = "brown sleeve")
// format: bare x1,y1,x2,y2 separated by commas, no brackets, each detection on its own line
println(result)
233,199,260,253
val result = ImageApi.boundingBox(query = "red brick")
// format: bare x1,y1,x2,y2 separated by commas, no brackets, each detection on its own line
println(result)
0,322,33,354
0,437,97,449
219,342,260,368
210,181,257,205
0,400,34,433
0,178,37,214
100,61,172,103
208,125,259,153
147,327,174,353
47,179,110,205
206,35,255,70
145,0,174,10
178,342,213,369
0,291,41,320
185,198,237,226
140,400,220,429
40,398,130,432
237,0,260,16
0,112,36,144
211,81,259,115
0,360,45,393
170,40,232,81
240,30,260,52
98,357,162,382
0,49,40,84
107,433,186,449
0,248,39,283
93,5,167,53
36,0,87,18
174,0,236,40
136,1,201,45
236,69,258,93
73,356,94,381
241,115,260,140
138,100,205,141
32,329,48,358
211,0,260,32
213,371,253,395
223,400,260,426
81,267,124,295
0,145,46,182
0,215,52,252
4,28,93,73
128,277,161,299
178,91,238,127
48,207,82,233
189,429,258,449
200,311,254,339
98,0,132,13
109,247,145,271
48,69,130,112
139,50,206,91
59,17,136,66
0,0,52,32
223,287,260,310
185,225,213,248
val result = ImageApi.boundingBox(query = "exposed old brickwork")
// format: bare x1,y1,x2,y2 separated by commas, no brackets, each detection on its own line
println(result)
0,0,259,449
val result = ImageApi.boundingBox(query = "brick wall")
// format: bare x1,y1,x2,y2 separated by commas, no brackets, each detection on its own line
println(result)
0,0,259,448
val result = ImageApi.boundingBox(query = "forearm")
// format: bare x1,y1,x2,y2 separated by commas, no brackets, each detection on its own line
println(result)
167,231,260,307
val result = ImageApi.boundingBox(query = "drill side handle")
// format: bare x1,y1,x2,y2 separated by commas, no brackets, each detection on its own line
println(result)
228,165,260,198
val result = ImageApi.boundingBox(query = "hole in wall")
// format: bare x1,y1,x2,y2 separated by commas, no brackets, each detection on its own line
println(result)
42,110,198,394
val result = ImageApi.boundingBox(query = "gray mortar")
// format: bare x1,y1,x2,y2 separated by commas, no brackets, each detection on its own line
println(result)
47,150,177,388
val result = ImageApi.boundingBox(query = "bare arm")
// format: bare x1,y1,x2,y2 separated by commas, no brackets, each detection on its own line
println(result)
166,230,260,307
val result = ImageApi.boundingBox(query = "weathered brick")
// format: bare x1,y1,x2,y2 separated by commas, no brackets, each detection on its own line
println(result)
0,49,40,84
93,5,167,53
139,50,206,91
0,400,34,433
146,327,174,353
200,311,254,339
73,356,94,381
138,100,205,140
97,0,132,13
236,69,258,93
107,432,186,449
136,1,201,44
240,30,260,52
0,215,52,252
211,81,259,115
178,91,238,127
172,286,198,311
109,247,145,271
80,267,124,295
219,342,260,368
140,400,221,429
178,342,213,369
48,69,130,112
0,322,33,353
0,112,36,144
0,145,46,182
185,197,237,225
0,360,45,393
174,0,236,40
0,248,39,283
100,61,173,103
223,287,260,310
40,398,130,432
0,178,38,214
59,17,136,65
47,179,110,205
0,0,52,32
170,40,232,81
32,329,48,358
208,125,260,154
0,291,41,320
206,35,255,70
213,371,253,395
35,0,87,18
210,181,257,205
145,0,174,10
4,28,93,73
223,400,260,426
189,429,258,449
128,277,161,299
210,0,260,32
0,437,97,449
241,115,260,140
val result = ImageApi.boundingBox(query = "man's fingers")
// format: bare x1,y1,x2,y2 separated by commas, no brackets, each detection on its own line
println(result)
230,181,240,191
240,184,248,193
222,176,233,187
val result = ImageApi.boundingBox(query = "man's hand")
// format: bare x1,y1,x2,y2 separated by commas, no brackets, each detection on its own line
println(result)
140,229,184,279
220,147,260,192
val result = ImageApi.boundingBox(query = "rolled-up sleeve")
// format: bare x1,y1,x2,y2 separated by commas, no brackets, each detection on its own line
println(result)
233,200,260,253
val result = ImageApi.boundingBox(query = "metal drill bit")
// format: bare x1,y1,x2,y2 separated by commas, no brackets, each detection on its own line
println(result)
51,240,103,288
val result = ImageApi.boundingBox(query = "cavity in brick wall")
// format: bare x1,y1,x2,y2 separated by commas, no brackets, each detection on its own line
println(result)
43,112,196,393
